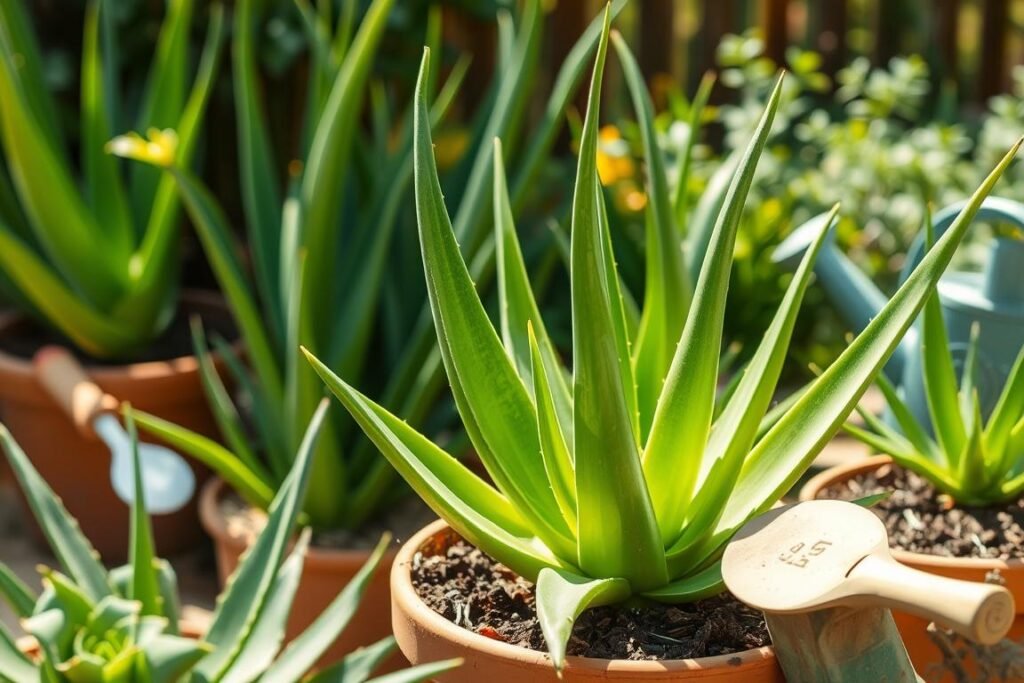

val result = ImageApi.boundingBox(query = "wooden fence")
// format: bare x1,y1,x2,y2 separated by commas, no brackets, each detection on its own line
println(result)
452,0,1024,108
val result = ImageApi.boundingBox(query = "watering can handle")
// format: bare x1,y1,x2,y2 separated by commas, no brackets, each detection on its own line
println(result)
899,196,1024,282
847,554,1015,645
34,346,118,439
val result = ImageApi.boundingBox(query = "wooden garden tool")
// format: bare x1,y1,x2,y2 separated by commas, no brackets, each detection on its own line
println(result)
33,346,195,514
722,499,1014,683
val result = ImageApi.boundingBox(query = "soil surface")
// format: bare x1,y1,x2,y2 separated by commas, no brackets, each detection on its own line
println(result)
220,490,438,551
818,462,1024,560
0,300,236,365
411,533,771,661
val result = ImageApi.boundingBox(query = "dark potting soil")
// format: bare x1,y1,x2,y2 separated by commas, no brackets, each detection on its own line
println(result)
410,533,771,661
0,300,236,366
818,462,1024,560
220,490,438,552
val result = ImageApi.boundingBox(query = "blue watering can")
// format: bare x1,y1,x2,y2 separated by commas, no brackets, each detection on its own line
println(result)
773,196,1024,428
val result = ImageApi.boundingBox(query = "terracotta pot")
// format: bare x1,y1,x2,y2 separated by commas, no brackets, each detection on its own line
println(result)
199,477,399,671
801,455,1024,681
0,290,232,561
392,519,783,682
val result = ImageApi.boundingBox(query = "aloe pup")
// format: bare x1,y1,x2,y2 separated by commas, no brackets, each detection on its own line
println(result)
0,0,221,358
0,405,459,682
303,8,1022,671
844,218,1024,506
113,0,627,533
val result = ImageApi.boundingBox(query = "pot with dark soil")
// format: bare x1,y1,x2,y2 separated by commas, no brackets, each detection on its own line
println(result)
391,520,780,682
802,456,1024,681
0,291,235,560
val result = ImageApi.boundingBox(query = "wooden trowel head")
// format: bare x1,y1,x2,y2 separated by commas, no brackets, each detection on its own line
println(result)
722,500,889,614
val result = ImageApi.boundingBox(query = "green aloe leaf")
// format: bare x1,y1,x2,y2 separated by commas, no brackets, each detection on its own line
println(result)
987,344,1024,472
194,400,329,680
0,425,111,601
705,137,1022,566
874,373,940,463
412,48,574,557
233,0,284,343
684,151,737,280
304,350,565,581
221,530,311,683
572,9,665,589
262,533,389,681
305,637,395,683
0,623,34,683
80,0,133,256
143,634,212,683
124,408,162,618
613,32,690,441
639,561,724,603
529,324,576,529
958,392,989,499
535,568,629,672
672,205,837,553
674,72,715,231
0,563,36,618
494,138,572,437
959,322,982,433
644,75,784,545
130,409,274,510
921,217,966,462
0,0,62,144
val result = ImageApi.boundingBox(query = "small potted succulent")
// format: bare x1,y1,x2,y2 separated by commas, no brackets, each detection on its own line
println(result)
0,405,460,681
303,9,1021,680
111,0,626,666
802,223,1024,674
0,0,230,557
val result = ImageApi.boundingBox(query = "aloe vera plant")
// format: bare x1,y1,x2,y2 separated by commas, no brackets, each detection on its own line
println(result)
845,225,1024,505
303,10,1022,670
0,0,222,359
0,405,459,682
113,0,627,531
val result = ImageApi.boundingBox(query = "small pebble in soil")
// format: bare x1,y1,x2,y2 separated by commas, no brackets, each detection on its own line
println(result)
411,533,771,661
819,463,1024,560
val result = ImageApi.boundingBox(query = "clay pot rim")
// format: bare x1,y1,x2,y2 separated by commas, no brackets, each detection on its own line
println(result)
800,454,1024,572
392,518,777,674
199,476,393,569
18,621,205,658
0,289,228,381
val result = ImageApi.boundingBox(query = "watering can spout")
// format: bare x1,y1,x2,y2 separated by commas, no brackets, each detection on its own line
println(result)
772,212,910,382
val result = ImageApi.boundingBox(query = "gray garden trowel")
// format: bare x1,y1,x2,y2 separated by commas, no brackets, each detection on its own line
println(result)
33,346,195,514
723,499,1015,683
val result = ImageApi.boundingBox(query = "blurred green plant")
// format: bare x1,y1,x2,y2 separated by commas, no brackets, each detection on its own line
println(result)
0,0,221,358
0,404,460,681
116,0,627,532
305,9,1020,671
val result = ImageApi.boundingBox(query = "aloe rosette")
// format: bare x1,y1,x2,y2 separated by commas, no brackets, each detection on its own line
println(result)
0,0,221,358
302,9,1022,670
0,404,459,682
845,217,1024,505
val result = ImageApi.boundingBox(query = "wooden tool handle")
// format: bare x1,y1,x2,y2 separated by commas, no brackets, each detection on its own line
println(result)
33,346,118,439
849,554,1015,645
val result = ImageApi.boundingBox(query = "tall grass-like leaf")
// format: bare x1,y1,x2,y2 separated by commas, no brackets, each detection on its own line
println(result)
707,139,1023,558
572,9,666,589
988,345,1024,470
673,72,715,231
613,32,690,440
125,408,162,618
194,400,329,679
412,49,574,557
0,425,111,602
535,569,629,673
644,75,784,544
80,0,133,256
233,0,285,343
529,324,575,528
305,350,562,580
262,533,388,681
0,564,35,618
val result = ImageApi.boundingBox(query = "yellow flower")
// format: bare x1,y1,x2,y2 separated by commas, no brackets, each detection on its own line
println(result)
596,125,635,186
106,128,178,168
